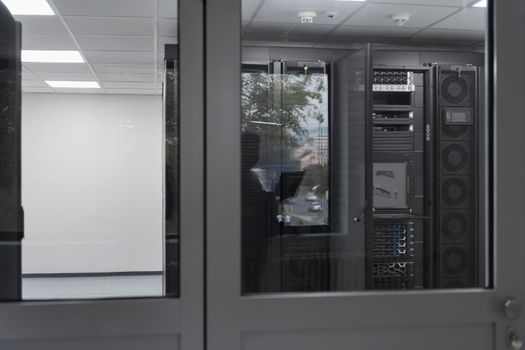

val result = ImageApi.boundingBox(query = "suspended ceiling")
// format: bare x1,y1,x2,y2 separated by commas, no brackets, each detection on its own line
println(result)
14,0,485,95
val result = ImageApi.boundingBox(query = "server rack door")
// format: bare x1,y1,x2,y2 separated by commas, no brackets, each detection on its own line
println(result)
240,57,368,294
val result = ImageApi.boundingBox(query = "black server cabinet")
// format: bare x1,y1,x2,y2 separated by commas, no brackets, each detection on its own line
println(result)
369,67,432,290
368,63,482,290
0,2,23,301
434,65,480,288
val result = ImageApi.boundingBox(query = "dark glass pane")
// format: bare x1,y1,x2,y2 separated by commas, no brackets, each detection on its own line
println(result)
165,50,180,297
241,0,489,294
0,2,22,301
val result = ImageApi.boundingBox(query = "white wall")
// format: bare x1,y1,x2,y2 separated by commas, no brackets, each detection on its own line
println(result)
21,93,163,274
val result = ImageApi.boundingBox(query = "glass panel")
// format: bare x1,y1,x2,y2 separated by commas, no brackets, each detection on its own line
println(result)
165,47,179,297
241,0,490,294
0,0,179,300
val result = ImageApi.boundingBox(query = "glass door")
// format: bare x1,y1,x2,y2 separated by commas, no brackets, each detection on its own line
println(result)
206,0,525,348
0,0,204,348
241,49,371,294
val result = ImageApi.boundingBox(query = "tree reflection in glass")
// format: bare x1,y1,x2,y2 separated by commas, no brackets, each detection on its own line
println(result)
241,72,329,229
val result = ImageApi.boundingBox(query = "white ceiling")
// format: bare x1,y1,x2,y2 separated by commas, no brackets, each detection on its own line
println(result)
243,0,486,47
15,0,485,95
16,0,177,95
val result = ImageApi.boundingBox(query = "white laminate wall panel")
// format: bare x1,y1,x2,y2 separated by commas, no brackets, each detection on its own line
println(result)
21,93,163,274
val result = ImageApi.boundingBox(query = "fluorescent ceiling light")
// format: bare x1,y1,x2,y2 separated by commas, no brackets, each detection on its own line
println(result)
472,0,486,7
1,0,54,15
46,81,100,89
22,50,84,63
335,0,366,2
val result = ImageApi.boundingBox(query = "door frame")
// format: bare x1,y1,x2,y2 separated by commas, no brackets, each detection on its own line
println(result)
206,0,525,349
0,0,205,349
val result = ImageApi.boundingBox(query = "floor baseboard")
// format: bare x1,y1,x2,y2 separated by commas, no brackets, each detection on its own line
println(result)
22,271,163,278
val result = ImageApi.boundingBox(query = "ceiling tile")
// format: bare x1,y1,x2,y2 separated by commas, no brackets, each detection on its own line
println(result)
65,16,155,36
15,16,68,35
22,35,77,50
22,63,92,74
244,22,294,35
106,88,162,95
33,72,98,81
367,0,471,6
255,0,364,25
158,18,177,36
334,25,419,37
343,3,460,29
77,36,155,52
84,51,156,64
22,68,38,80
102,81,162,89
53,0,157,17
92,63,155,74
159,0,178,18
432,8,486,31
289,24,334,35
51,88,102,94
414,28,484,41
22,87,55,93
22,80,48,88
243,0,262,21
98,73,156,82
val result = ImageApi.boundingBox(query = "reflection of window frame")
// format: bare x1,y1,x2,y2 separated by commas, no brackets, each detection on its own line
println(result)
241,62,332,235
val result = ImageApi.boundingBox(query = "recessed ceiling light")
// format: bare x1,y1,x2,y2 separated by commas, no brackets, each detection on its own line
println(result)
46,81,100,89
1,0,54,15
22,50,84,63
298,11,317,24
472,0,486,8
335,0,366,2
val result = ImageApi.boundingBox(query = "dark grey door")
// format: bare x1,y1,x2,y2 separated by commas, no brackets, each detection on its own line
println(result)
0,0,205,349
206,0,525,349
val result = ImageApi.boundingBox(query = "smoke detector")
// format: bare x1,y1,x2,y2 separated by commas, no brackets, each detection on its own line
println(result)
298,11,317,24
391,14,410,26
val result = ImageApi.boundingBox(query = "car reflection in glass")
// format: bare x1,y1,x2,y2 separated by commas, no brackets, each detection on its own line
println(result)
305,192,319,202
308,201,323,212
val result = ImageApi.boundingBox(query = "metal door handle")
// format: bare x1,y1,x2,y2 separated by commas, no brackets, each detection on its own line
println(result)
507,328,523,350
505,297,522,321
353,202,368,223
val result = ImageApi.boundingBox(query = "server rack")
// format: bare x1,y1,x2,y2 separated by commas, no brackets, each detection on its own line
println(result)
369,66,433,290
367,63,483,290
240,52,484,294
